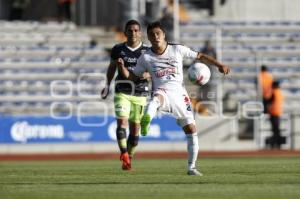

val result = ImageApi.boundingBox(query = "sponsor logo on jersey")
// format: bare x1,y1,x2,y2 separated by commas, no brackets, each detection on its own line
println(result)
155,67,177,77
124,57,137,64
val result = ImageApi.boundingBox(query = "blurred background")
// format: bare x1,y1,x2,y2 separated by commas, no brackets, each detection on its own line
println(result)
0,0,300,154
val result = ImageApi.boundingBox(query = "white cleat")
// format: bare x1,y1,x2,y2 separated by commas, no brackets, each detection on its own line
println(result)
187,168,203,176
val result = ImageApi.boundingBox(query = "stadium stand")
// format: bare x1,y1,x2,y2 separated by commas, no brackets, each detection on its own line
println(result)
180,20,300,113
1,19,300,117
0,21,112,115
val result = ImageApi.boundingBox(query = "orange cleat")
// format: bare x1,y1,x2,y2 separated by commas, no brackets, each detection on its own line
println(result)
120,152,131,170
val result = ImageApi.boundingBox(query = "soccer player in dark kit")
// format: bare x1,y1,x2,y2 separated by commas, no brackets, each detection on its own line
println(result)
101,20,150,170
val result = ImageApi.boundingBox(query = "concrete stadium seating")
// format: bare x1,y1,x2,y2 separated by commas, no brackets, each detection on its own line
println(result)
0,21,111,115
1,20,300,116
180,20,300,113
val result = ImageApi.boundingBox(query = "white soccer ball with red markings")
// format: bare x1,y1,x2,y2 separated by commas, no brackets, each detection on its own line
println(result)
188,63,211,86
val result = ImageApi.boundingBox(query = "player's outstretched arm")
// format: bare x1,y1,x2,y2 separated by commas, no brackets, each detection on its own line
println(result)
116,58,140,81
197,53,230,75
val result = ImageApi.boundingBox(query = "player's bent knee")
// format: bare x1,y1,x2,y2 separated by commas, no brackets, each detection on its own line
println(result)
183,123,197,134
117,118,128,128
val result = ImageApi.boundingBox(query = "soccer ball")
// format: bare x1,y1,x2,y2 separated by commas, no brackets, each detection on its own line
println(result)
188,63,211,86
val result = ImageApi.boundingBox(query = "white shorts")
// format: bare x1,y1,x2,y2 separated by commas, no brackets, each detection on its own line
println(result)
154,87,195,127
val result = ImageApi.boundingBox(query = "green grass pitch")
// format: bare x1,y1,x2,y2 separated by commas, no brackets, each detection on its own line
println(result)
0,157,300,199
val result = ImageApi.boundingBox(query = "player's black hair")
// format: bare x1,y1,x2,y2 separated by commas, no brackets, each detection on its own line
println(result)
147,21,166,34
261,65,268,71
272,81,280,88
124,19,141,31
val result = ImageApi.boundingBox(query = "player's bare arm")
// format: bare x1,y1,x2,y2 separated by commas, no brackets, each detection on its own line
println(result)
197,53,230,75
101,61,117,99
116,58,140,82
141,72,151,81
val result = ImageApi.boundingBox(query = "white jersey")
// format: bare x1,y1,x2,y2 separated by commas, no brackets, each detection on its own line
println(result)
132,44,198,91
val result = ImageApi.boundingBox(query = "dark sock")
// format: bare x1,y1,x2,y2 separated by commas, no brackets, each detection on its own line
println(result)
116,127,127,154
127,134,139,158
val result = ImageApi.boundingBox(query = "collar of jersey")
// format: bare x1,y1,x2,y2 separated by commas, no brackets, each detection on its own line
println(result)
125,42,142,51
151,43,168,55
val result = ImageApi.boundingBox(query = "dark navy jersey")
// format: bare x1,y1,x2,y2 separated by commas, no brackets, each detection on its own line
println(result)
111,42,149,96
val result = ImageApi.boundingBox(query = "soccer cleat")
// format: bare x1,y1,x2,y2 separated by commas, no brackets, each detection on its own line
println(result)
140,114,151,136
120,152,131,170
187,168,203,176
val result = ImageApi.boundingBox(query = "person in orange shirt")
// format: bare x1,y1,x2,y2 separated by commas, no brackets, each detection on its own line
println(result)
268,81,284,149
260,65,273,113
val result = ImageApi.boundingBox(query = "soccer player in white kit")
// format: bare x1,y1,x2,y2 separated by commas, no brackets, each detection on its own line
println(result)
116,21,230,176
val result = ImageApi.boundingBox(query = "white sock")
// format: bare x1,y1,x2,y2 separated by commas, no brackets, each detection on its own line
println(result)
145,96,161,119
186,133,199,170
